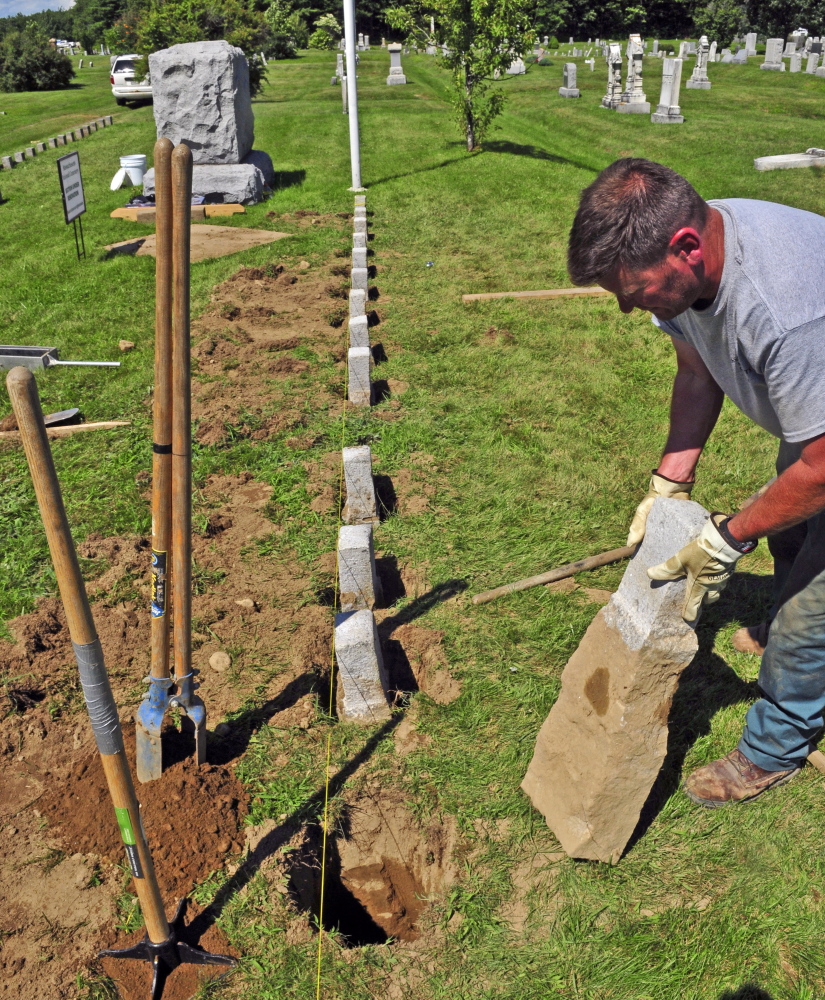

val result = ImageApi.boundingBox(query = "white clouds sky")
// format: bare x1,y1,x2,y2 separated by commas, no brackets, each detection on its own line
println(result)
0,0,74,16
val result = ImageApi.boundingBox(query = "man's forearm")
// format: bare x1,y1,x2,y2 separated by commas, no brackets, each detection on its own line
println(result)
728,456,825,541
657,369,724,482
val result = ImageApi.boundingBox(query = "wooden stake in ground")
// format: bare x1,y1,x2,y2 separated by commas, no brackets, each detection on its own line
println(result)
462,286,611,303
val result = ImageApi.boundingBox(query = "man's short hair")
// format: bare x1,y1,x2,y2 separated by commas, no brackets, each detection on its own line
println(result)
567,158,709,286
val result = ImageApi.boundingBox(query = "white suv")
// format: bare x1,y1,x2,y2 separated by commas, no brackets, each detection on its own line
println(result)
110,54,152,106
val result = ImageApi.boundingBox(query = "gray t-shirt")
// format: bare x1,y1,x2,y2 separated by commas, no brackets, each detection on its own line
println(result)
653,198,825,443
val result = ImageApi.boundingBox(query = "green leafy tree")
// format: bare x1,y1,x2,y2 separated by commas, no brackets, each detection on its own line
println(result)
307,11,340,47
71,0,128,51
386,0,534,152
693,0,747,44
747,0,825,40
0,25,74,91
264,0,309,57
135,0,269,94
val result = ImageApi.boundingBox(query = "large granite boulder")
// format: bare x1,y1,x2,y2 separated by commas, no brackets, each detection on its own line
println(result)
149,40,254,165
142,150,274,204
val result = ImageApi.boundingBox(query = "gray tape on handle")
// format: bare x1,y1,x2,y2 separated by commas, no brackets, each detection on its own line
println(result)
73,639,124,756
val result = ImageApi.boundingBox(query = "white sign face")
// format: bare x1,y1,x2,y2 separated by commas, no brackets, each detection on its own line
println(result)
57,151,86,223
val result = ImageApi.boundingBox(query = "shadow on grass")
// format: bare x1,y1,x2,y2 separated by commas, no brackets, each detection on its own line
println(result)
719,986,774,1000
482,139,599,174
625,571,773,854
270,168,306,192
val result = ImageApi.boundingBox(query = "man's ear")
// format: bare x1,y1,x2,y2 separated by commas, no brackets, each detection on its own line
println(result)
669,227,702,262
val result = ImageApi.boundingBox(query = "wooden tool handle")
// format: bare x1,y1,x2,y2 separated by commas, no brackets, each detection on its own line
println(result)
472,545,635,605
151,137,174,681
171,143,193,683
7,366,170,944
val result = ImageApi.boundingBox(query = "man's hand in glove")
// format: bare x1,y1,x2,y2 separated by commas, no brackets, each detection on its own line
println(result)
627,471,695,547
647,513,757,623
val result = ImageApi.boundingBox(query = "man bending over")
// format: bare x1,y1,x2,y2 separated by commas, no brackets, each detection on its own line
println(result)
568,157,825,807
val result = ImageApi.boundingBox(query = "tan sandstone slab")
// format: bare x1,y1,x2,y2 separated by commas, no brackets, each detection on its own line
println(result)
521,497,709,863
104,224,290,262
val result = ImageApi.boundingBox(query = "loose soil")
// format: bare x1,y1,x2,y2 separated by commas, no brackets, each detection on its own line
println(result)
0,244,459,997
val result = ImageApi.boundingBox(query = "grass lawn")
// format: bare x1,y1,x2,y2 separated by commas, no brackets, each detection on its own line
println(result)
3,48,825,1000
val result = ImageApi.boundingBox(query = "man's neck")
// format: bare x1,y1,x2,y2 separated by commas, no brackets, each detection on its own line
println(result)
691,207,725,310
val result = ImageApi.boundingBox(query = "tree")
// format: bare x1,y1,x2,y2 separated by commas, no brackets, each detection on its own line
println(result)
747,0,825,41
134,0,269,94
693,0,747,45
386,0,534,152
307,11,341,47
0,25,74,91
264,0,309,56
71,0,129,51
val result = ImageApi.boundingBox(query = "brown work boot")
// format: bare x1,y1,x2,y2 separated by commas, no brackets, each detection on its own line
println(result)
684,749,799,808
731,621,770,655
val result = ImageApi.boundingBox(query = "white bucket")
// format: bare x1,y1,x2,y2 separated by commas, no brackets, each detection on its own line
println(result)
120,154,146,185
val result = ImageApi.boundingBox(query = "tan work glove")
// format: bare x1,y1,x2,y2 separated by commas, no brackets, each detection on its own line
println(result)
627,471,695,547
647,513,756,623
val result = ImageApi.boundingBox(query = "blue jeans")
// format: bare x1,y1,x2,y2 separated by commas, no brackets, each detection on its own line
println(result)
738,441,825,770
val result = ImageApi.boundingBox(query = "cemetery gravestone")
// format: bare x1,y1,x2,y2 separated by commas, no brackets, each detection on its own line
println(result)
720,49,733,63
507,56,527,74
559,62,580,97
386,43,407,84
521,498,708,863
746,31,757,56
145,40,274,204
651,57,684,122
790,52,803,71
335,610,391,724
761,38,785,70
686,35,711,88
709,40,717,62
602,43,623,108
807,52,820,73
617,34,650,113
652,39,659,55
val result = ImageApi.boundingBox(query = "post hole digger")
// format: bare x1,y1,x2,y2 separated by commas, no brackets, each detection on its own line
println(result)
136,139,206,784
7,363,236,998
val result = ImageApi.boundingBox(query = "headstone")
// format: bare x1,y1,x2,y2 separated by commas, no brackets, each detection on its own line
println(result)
732,48,748,63
386,42,408,85
426,45,436,55
364,35,370,48
806,52,820,73
720,49,733,63
506,56,526,74
559,62,580,97
708,40,717,62
1,156,13,171
602,42,623,108
78,58,83,68
754,148,825,171
617,34,650,113
149,41,254,164
813,41,823,54
335,610,391,724
569,36,574,44
142,155,273,204
678,41,687,58
358,33,365,49
381,37,386,46
652,40,659,55
761,38,785,70
343,446,378,524
521,498,708,863
349,288,366,318
349,314,369,348
784,41,796,56
746,31,758,56
817,65,825,78
543,35,549,45
348,346,372,406
685,41,697,54
338,524,380,610
651,57,684,122
586,58,595,71
686,35,711,88
790,52,802,71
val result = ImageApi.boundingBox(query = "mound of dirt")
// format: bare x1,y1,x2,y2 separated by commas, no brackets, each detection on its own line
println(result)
39,731,248,902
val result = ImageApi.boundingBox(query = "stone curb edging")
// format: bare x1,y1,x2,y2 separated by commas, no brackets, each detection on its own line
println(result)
2,116,113,171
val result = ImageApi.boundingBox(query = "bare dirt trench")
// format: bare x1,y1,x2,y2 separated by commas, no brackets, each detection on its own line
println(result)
0,230,463,997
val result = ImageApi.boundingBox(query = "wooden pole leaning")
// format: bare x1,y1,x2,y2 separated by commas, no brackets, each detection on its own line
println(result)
136,137,175,784
6,366,169,945
170,142,206,762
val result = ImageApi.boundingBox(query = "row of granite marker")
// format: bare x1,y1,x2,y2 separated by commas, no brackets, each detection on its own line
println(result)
1,115,114,171
334,194,394,725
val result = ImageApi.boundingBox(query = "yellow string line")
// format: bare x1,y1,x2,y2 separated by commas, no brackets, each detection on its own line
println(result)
315,335,350,1000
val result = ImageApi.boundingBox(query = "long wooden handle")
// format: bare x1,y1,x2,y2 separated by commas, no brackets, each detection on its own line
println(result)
171,143,192,684
151,137,174,682
7,366,170,944
472,545,635,605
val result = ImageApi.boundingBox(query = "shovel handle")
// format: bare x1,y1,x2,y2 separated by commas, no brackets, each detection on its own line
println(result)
6,366,170,944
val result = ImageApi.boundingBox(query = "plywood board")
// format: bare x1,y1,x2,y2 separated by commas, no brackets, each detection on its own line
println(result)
104,225,290,262
462,286,610,303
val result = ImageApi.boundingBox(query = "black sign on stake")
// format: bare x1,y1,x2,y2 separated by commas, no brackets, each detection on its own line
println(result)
57,151,87,260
